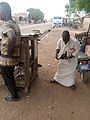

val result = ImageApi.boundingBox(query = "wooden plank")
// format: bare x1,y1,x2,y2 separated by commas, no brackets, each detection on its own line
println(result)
23,39,30,95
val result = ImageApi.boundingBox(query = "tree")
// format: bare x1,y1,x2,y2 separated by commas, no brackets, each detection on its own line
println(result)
27,8,44,22
65,1,78,18
65,0,90,19
65,4,70,17
69,0,90,14
75,0,90,13
69,0,77,13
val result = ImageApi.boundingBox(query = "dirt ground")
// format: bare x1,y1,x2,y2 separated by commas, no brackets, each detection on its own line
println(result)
0,27,90,120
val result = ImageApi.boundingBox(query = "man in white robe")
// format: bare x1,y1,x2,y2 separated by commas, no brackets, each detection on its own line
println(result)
50,30,80,90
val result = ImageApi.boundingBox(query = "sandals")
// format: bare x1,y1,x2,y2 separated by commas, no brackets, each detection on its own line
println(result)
4,95,20,102
70,84,76,90
49,79,56,83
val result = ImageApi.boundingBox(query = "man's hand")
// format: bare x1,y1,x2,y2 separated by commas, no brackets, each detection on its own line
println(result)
60,54,68,59
68,55,75,59
60,52,68,59
55,54,59,60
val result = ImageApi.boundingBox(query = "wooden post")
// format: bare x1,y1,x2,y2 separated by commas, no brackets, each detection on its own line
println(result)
24,39,30,95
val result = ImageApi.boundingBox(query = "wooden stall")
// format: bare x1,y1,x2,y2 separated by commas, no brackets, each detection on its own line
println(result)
75,24,90,56
0,33,39,95
74,24,90,81
85,24,90,56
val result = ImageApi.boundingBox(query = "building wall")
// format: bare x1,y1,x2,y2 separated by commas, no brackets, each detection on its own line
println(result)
13,13,28,24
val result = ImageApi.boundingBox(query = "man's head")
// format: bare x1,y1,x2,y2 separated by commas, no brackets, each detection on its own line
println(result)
0,2,12,21
62,30,70,44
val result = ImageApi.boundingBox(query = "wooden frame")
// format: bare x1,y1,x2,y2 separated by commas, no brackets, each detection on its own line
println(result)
0,33,39,95
18,34,38,94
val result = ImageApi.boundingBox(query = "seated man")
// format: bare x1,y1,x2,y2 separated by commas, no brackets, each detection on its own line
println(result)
50,30,80,90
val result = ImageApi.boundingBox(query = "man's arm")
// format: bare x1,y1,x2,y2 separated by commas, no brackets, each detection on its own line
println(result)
55,38,61,60
7,30,16,55
55,49,60,60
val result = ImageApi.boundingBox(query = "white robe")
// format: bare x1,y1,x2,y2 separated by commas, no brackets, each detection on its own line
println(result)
54,37,80,87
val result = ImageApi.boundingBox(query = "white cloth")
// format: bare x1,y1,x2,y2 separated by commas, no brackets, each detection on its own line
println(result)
54,37,80,87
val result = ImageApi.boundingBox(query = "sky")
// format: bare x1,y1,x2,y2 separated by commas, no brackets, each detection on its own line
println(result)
0,0,69,20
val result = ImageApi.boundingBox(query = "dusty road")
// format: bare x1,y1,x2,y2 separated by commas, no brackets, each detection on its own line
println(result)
0,26,90,120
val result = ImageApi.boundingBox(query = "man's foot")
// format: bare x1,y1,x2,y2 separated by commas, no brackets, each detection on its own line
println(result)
38,64,42,67
70,84,76,90
49,79,56,83
4,95,20,101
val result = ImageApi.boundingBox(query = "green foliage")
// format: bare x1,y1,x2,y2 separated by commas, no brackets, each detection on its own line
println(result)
69,0,76,12
65,4,69,15
27,8,44,22
69,0,90,13
75,0,90,13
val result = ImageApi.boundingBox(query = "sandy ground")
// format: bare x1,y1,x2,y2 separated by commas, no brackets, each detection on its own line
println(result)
0,27,90,120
